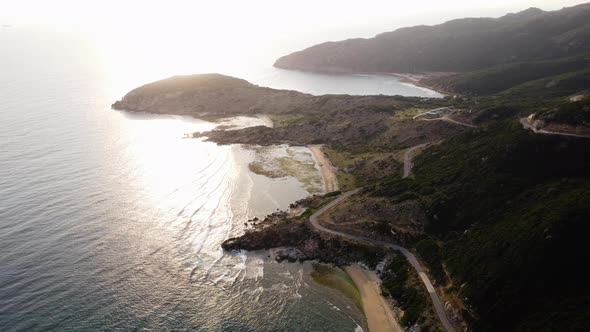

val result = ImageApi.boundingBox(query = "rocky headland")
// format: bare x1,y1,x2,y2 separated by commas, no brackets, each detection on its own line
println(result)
113,73,415,117
113,74,462,148
221,194,386,266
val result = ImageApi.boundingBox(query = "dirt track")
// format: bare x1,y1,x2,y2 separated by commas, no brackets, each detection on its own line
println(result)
309,145,339,192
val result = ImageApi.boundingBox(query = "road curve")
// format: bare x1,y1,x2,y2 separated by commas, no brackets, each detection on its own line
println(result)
439,115,478,128
403,143,432,178
418,115,477,128
520,118,590,138
310,190,456,332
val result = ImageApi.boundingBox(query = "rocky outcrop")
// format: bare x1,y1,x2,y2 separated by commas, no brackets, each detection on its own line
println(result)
272,247,307,262
526,111,590,137
221,217,311,252
221,196,387,266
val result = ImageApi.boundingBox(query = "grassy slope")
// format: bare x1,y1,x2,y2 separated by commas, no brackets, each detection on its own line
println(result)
310,85,589,330
500,68,590,101
414,121,590,231
536,97,590,125
368,120,590,331
425,56,590,95
446,180,590,331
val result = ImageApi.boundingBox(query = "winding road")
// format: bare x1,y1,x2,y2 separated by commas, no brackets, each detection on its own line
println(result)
310,190,456,332
403,143,432,178
419,115,477,128
311,111,583,331
520,118,590,138
413,109,478,129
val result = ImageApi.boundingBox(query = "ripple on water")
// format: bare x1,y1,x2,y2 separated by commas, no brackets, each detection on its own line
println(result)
0,52,368,330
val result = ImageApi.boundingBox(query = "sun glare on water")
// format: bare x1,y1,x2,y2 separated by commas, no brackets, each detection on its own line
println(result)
114,113,219,208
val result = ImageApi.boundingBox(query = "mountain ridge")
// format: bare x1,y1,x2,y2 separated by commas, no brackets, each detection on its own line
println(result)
274,3,590,74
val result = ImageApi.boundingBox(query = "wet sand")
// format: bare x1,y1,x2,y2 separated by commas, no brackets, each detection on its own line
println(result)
345,264,403,332
308,145,339,193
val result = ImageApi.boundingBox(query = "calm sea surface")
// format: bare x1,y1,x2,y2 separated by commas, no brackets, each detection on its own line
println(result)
0,25,440,331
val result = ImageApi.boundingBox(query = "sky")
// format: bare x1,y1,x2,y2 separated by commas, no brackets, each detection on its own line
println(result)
2,0,588,91
2,0,587,29
4,1,586,52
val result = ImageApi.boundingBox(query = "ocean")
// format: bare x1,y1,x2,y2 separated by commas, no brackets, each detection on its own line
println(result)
0,25,440,331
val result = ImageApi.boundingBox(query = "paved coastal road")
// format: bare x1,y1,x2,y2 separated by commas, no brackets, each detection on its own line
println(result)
403,143,432,178
520,118,590,138
310,190,456,332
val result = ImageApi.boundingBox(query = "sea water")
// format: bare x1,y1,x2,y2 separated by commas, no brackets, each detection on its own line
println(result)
0,25,440,331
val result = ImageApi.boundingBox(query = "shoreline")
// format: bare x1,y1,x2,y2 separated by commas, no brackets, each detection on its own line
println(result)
273,65,451,97
390,73,456,97
345,264,403,332
308,145,339,193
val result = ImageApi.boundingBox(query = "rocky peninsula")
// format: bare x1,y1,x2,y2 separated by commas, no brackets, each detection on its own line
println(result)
113,73,413,117
112,74,462,149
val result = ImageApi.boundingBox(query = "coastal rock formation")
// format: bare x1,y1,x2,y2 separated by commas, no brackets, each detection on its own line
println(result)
112,73,416,118
272,247,307,262
222,196,387,267
112,73,312,116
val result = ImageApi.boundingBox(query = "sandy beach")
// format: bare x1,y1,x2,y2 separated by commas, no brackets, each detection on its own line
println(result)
309,145,402,331
309,145,339,193
345,264,403,332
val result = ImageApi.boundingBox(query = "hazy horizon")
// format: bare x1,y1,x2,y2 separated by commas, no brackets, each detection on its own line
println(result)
3,1,588,84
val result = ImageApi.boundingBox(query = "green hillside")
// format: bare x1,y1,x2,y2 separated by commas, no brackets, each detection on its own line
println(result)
424,56,590,95
369,120,590,331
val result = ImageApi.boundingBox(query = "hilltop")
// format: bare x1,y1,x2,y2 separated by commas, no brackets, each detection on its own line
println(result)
112,74,312,116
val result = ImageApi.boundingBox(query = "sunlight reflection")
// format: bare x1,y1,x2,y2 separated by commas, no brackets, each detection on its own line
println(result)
117,113,220,209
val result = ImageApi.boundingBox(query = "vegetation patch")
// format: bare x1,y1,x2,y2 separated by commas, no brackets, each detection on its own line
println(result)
324,147,403,188
536,97,590,125
366,118,590,331
247,146,323,194
269,113,306,128
426,56,590,95
381,255,444,331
